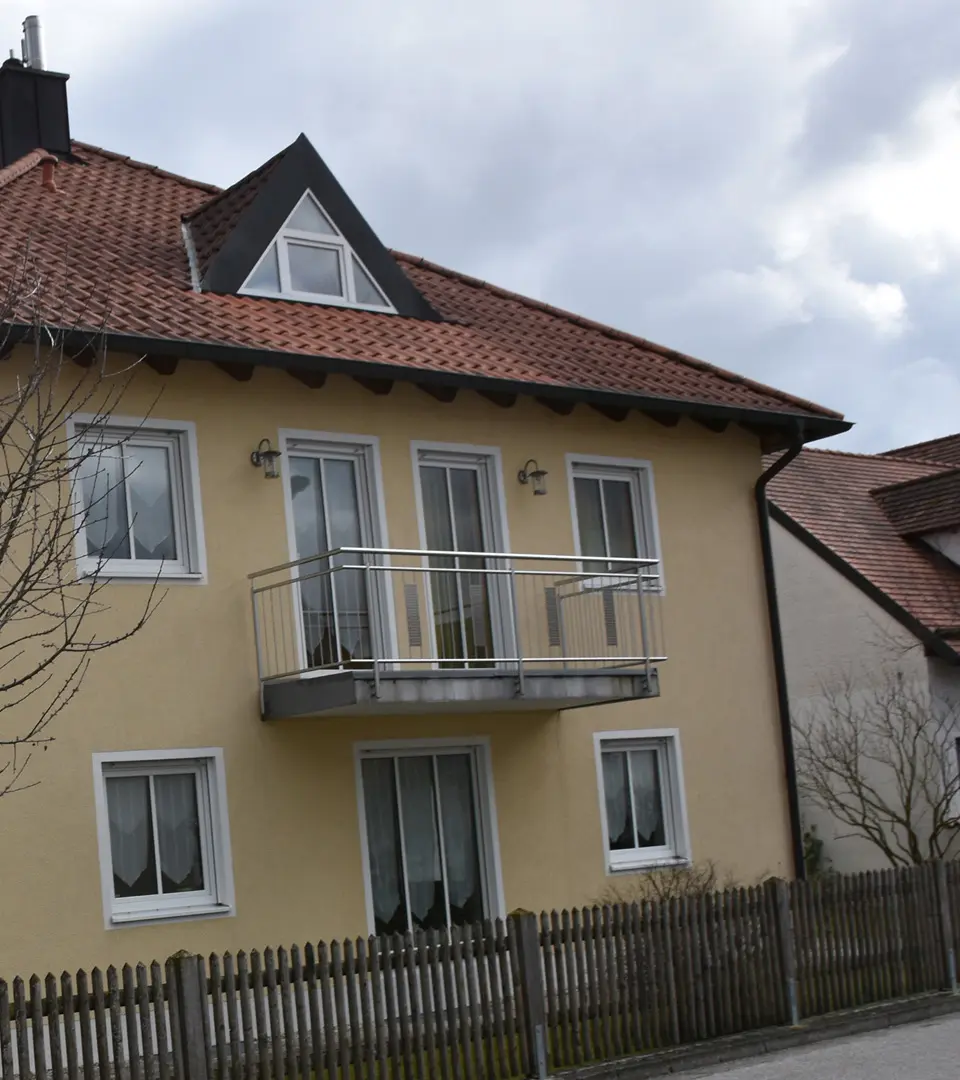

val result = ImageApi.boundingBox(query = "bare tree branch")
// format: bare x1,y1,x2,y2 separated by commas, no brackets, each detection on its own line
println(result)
795,668,960,867
0,251,161,797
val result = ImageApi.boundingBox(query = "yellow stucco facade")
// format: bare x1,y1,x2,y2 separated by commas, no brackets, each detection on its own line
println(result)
0,350,792,976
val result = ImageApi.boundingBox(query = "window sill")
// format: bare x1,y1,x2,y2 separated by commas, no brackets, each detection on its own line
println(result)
109,902,234,929
607,855,690,875
79,566,205,583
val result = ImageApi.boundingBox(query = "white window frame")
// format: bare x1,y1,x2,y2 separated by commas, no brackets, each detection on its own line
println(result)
239,191,397,313
410,441,515,664
92,748,235,928
279,429,395,675
353,736,506,936
68,414,207,582
566,453,664,594
594,729,691,873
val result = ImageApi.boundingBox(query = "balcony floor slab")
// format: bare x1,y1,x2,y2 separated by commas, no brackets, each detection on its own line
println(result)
261,667,660,719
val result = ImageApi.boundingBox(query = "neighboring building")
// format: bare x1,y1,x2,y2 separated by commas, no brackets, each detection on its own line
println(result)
769,436,960,871
0,48,848,976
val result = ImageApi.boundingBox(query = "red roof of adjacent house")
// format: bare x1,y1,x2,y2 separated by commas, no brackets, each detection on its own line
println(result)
873,468,960,537
769,447,960,639
882,433,960,466
0,141,846,436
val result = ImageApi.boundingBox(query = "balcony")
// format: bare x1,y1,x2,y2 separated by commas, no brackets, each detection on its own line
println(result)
249,548,665,719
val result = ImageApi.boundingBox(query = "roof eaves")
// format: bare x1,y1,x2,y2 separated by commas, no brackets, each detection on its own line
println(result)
1,321,851,443
769,502,960,666
396,252,845,423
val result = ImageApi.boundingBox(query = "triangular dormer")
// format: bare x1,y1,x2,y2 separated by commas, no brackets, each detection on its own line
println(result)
183,134,439,320
241,190,394,310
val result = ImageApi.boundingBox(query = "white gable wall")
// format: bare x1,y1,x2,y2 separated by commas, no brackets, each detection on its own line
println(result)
771,519,934,872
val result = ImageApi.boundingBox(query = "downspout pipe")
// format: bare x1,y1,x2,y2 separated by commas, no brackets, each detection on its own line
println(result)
755,429,805,880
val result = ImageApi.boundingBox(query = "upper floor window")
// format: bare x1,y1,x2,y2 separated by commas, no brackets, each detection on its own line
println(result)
70,416,206,580
241,191,395,312
568,455,662,588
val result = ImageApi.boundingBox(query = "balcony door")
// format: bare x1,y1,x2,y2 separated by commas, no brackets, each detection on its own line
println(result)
415,446,510,667
284,435,385,671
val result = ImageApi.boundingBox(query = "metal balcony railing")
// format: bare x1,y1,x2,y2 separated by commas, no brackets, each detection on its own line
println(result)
249,547,666,687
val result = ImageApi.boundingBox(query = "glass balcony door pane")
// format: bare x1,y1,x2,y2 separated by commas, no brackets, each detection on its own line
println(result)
420,464,495,666
289,455,371,668
362,752,486,935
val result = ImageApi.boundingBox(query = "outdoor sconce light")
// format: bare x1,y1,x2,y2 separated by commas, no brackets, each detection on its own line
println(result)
518,458,548,496
251,438,282,479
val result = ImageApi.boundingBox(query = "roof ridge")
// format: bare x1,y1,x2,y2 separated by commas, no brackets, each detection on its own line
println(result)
796,446,952,463
71,141,221,194
182,145,286,223
0,148,46,191
394,251,844,421
882,431,960,458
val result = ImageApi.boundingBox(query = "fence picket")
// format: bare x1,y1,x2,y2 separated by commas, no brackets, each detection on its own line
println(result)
403,934,425,1080
278,948,297,1080
13,977,29,1080
106,968,124,1080
301,946,322,1080
330,941,350,1080
368,938,389,1080
570,910,591,1062
384,937,404,1080
290,946,310,1080
134,965,153,1080
236,953,256,1080
0,980,12,1080
342,941,362,1080
495,921,519,1078
223,954,243,1080
450,927,474,1080
424,931,445,1080
263,949,284,1080
250,951,270,1080
481,922,506,1079
318,944,337,1080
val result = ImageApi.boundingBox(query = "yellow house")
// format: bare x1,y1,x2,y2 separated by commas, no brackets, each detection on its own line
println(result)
0,56,849,976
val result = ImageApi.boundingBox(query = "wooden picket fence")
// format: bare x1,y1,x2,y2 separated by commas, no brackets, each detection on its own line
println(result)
2,863,959,1080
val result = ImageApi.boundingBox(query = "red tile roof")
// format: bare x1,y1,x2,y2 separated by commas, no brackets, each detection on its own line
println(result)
0,142,845,432
883,433,960,466
872,468,960,537
769,448,960,638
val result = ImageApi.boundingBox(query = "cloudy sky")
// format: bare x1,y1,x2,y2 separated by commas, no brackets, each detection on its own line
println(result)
12,0,960,449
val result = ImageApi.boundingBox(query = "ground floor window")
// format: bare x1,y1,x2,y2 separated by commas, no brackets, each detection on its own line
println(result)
93,749,234,925
357,741,500,935
595,729,690,872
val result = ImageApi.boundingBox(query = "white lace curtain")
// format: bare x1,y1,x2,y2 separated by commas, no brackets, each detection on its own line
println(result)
106,772,201,894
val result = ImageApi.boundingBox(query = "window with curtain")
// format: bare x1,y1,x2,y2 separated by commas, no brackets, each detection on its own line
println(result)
597,734,687,870
74,420,203,579
570,460,661,588
360,748,489,935
96,753,233,923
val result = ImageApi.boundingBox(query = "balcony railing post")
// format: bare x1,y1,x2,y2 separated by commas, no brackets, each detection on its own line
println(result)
638,565,651,679
507,559,524,697
250,586,265,683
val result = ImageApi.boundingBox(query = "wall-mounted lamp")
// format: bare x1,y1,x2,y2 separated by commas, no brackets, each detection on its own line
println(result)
518,458,548,496
250,438,282,480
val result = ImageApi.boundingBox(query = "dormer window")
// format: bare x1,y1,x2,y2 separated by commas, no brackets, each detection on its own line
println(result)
240,191,395,312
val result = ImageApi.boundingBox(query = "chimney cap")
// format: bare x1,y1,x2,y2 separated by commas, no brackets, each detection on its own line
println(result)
21,15,44,71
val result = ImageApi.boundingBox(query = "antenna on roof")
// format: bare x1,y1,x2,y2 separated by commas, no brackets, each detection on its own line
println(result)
20,15,43,70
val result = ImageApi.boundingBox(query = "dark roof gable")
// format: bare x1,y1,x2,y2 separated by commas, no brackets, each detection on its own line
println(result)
183,133,439,320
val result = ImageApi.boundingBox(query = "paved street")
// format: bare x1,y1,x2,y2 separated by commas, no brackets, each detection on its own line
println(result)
687,1014,960,1079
